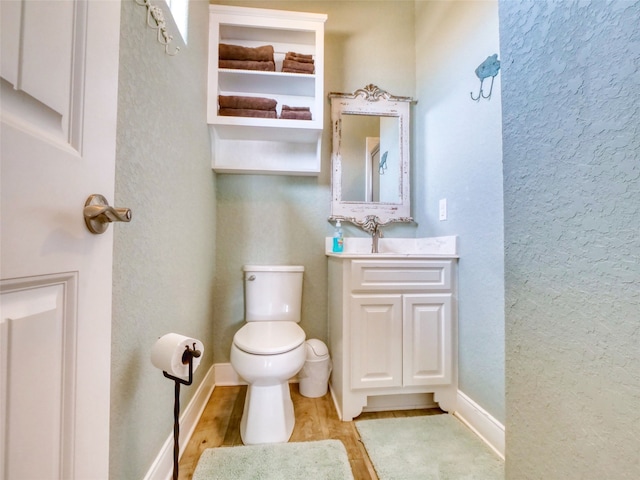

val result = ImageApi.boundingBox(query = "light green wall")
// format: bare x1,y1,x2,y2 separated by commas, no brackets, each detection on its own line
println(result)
500,1,640,477
210,0,418,364
110,1,215,478
414,1,505,423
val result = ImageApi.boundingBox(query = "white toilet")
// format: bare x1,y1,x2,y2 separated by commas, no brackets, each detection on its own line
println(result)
230,265,307,445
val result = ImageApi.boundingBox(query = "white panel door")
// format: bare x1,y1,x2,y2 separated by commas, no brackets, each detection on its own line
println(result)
403,294,452,386
350,294,403,389
0,1,121,479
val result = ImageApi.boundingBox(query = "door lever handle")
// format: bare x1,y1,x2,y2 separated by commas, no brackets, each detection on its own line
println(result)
84,194,132,234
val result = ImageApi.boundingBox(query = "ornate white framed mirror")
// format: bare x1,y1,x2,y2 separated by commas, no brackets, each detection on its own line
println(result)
329,85,414,237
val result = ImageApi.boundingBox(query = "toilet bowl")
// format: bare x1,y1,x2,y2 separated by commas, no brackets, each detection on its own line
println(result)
230,265,306,445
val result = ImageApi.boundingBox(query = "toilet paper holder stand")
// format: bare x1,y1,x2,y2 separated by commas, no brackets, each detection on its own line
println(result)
162,342,201,384
162,343,202,480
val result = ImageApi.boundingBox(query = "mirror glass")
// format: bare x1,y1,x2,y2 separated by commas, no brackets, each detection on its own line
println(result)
340,114,401,204
329,85,413,225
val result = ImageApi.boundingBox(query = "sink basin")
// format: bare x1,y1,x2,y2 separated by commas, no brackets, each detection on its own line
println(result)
325,236,458,257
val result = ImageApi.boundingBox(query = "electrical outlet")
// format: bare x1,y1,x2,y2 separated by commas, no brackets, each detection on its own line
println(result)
439,198,447,221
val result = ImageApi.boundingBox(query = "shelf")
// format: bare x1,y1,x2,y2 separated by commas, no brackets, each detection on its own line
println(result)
217,69,315,97
220,24,316,47
209,126,321,176
211,121,322,143
208,5,326,176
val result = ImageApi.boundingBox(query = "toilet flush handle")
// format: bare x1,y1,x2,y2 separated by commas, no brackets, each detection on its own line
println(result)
247,275,256,281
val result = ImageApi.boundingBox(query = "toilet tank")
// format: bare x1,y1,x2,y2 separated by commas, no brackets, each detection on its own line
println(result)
243,265,304,322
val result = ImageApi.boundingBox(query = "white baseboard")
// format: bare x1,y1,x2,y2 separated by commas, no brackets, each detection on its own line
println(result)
453,390,505,460
214,362,246,386
143,364,216,480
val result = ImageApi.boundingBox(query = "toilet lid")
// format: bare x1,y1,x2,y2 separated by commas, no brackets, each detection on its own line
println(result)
234,322,306,355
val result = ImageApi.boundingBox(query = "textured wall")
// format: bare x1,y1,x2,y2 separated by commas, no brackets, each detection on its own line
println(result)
210,0,417,364
110,1,216,478
500,1,640,477
414,1,505,423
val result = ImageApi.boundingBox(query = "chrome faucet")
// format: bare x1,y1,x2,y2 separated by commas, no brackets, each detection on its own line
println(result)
370,224,384,253
361,215,384,253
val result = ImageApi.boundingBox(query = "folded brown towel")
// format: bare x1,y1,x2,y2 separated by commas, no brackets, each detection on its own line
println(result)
285,52,314,64
219,96,278,110
280,110,312,120
219,43,274,62
282,67,315,74
219,59,275,71
282,59,315,74
282,105,311,112
219,108,277,119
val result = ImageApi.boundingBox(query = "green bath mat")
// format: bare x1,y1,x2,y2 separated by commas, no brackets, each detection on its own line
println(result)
356,414,504,480
192,439,354,480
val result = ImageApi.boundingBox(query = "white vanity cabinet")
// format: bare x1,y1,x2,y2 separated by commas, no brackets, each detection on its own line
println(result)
208,5,326,175
328,256,458,421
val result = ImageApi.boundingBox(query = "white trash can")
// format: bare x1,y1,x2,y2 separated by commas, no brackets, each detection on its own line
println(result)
299,339,331,398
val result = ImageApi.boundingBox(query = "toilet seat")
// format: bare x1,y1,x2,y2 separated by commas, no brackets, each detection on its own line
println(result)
234,321,305,355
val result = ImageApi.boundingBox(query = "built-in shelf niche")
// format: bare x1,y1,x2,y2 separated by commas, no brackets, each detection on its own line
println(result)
208,5,326,175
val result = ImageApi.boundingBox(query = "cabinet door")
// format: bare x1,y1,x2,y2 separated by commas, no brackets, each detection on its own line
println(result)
350,294,402,389
403,294,452,386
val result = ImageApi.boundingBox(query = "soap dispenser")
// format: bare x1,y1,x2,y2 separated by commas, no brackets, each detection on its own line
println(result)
332,220,344,253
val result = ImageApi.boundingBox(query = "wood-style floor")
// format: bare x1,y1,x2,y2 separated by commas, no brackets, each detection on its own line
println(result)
178,384,444,480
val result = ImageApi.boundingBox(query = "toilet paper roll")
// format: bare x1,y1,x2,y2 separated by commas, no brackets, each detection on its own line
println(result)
151,333,204,378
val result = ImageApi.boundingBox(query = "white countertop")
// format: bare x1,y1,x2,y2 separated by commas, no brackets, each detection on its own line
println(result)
325,235,458,258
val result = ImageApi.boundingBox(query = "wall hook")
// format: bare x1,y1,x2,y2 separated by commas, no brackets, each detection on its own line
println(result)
378,151,388,175
471,54,500,101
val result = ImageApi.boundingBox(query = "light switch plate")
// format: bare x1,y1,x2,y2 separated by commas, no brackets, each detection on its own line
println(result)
439,198,447,221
